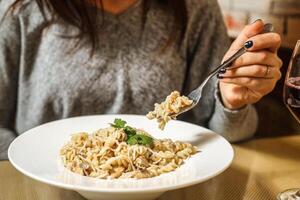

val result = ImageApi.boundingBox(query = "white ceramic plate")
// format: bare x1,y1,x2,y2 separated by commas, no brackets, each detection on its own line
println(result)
8,115,234,200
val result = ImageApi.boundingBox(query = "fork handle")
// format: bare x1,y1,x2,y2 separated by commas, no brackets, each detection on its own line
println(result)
188,24,274,103
216,23,274,73
214,47,248,75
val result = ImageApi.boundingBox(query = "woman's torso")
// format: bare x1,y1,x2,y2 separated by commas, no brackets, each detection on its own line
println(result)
1,0,226,134
16,1,188,132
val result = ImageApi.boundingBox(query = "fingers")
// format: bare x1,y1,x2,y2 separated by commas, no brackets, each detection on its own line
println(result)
231,19,265,50
226,19,282,61
220,65,282,79
230,50,282,69
246,33,281,53
220,76,278,92
219,19,283,101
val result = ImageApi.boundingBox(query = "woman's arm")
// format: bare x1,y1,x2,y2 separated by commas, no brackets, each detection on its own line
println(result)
212,20,282,142
183,0,258,142
0,4,21,160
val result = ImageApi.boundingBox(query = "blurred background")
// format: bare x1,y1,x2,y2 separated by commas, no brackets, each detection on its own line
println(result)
217,0,300,137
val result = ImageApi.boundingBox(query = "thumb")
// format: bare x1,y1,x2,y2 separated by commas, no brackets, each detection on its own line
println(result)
230,19,265,51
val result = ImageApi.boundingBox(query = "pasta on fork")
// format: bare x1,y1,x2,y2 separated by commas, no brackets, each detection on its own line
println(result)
147,91,193,130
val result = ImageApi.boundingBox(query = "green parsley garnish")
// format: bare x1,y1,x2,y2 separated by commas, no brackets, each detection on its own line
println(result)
110,118,126,128
124,126,136,138
110,118,153,146
127,134,153,146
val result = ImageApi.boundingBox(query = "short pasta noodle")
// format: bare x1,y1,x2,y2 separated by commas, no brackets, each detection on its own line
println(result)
60,120,198,179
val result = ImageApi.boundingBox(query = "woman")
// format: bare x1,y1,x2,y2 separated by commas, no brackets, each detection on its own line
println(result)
0,0,282,160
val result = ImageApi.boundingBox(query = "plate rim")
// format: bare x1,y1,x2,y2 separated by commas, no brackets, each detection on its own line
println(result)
8,114,234,193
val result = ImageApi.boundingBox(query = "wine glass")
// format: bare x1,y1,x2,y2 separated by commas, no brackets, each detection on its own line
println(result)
280,40,300,200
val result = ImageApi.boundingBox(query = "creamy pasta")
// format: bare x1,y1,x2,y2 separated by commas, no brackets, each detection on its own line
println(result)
147,91,193,130
60,119,197,179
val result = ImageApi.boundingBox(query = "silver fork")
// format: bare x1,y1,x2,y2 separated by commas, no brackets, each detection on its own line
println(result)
172,23,274,117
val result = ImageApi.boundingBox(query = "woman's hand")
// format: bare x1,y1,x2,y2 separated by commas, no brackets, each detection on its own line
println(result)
219,20,283,109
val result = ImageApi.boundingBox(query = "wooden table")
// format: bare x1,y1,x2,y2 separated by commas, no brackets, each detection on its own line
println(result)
1,135,300,200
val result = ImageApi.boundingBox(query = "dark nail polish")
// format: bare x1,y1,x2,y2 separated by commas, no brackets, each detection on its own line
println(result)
244,40,253,49
217,74,223,79
219,68,226,74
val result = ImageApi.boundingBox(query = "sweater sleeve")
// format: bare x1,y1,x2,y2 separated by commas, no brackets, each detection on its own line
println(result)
183,0,258,142
209,84,258,142
0,4,21,160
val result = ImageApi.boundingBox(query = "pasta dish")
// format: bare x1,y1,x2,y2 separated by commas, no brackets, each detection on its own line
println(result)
60,119,197,179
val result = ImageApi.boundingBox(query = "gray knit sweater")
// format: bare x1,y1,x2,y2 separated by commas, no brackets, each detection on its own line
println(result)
0,0,258,160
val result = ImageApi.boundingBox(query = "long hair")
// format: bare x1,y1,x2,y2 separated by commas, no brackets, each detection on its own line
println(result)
5,0,187,55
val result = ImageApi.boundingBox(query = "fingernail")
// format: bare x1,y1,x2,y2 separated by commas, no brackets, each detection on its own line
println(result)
244,40,253,49
219,68,227,74
251,19,262,24
217,74,223,79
